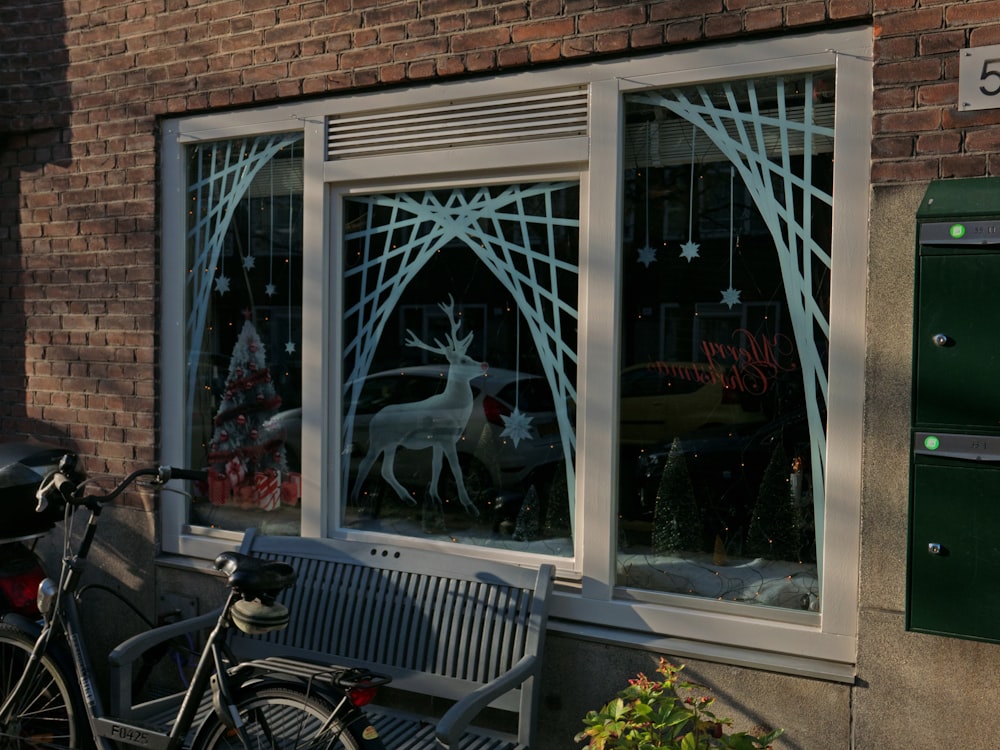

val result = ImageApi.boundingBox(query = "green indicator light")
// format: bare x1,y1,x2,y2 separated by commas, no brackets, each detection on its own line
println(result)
924,435,940,451
949,223,966,239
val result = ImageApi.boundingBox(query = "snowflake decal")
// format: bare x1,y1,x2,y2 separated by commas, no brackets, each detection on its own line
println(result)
679,240,701,262
500,408,535,448
636,245,657,268
720,286,742,308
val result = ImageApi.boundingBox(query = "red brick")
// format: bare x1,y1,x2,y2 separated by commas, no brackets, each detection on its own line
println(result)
450,27,511,51
787,2,827,26
941,154,988,178
946,1,1000,25
512,18,574,42
875,8,943,37
704,14,743,38
578,5,646,33
649,0,722,22
829,0,872,20
666,19,703,44
915,130,961,154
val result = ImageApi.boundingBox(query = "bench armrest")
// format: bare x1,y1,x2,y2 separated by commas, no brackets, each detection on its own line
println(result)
434,654,538,749
107,609,221,716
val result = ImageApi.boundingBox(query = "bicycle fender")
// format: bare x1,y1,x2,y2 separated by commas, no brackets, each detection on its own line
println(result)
0,612,42,638
210,676,386,750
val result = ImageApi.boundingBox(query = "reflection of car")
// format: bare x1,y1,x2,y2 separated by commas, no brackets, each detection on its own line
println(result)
264,367,566,501
619,362,765,445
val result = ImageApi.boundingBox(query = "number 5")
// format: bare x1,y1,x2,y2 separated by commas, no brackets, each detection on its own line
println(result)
980,58,1000,96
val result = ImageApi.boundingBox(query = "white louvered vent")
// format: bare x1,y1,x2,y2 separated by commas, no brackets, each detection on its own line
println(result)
326,88,589,160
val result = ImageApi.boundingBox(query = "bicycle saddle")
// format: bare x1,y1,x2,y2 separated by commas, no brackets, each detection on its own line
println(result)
214,551,297,603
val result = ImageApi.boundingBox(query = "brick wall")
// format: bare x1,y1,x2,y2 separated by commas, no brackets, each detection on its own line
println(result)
2,0,999,470
873,1,1000,183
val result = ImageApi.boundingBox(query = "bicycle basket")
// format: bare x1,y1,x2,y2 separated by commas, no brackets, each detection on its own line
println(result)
231,599,290,634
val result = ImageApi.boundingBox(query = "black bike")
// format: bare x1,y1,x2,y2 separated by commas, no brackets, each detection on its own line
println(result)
0,454,388,750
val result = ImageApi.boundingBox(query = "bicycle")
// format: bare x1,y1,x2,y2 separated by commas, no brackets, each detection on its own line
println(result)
0,453,389,750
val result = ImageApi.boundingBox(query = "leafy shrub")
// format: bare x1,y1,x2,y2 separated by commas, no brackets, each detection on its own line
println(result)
575,659,783,750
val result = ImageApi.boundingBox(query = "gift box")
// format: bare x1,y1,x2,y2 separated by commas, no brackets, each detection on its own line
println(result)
255,470,281,511
280,471,301,506
208,468,230,506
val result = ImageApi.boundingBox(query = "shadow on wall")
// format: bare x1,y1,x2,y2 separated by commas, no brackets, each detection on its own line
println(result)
0,3,73,446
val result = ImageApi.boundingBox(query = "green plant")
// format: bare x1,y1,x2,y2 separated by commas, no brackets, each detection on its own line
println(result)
575,659,783,750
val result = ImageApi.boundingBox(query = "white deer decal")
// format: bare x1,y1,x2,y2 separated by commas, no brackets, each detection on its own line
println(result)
351,296,487,516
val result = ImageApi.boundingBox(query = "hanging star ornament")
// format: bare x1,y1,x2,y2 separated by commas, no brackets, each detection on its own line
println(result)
265,283,277,297
215,274,231,294
636,245,658,268
679,240,701,262
500,408,535,448
285,341,296,354
720,287,742,308
242,255,256,271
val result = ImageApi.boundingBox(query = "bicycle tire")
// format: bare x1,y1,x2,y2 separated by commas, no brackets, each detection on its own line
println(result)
192,685,384,750
0,622,87,750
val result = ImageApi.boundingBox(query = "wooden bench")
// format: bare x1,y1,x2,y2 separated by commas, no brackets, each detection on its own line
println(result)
110,529,555,750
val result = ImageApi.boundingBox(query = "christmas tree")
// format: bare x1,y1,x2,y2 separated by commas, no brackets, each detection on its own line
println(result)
651,437,703,554
544,462,572,535
207,315,288,509
513,484,541,542
746,443,800,560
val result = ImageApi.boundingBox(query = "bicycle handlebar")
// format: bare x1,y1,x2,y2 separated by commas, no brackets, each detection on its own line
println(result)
35,455,208,513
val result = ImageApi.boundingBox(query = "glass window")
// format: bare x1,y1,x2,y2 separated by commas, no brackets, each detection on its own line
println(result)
183,133,304,534
617,73,835,611
339,183,578,555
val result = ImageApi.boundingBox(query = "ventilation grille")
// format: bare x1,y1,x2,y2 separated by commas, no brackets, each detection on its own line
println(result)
327,88,589,160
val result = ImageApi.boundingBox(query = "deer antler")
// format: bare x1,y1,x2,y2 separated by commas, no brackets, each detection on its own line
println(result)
438,294,463,346
404,329,448,355
405,295,468,354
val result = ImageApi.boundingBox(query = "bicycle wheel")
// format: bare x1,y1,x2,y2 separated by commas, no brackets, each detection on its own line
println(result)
193,685,382,750
0,623,86,750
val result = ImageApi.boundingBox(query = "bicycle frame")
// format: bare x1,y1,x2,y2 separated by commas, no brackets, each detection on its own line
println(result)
0,471,371,750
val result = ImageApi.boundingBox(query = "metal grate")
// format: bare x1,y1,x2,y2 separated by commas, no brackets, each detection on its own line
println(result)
327,88,589,159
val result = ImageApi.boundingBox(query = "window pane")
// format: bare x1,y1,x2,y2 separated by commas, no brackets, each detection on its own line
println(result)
184,134,304,534
341,183,578,556
617,74,834,610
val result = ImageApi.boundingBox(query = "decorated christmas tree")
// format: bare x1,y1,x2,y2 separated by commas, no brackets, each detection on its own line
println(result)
207,315,288,509
651,438,703,554
746,443,800,560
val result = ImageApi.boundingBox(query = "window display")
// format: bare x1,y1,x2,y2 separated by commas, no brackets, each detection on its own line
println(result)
340,183,579,554
617,73,835,610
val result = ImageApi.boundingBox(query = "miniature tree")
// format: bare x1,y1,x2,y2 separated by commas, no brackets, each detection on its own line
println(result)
513,484,542,542
652,438,703,554
207,316,287,507
545,462,572,535
746,443,800,560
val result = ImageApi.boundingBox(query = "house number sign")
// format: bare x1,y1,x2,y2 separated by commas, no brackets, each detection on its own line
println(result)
959,45,1000,111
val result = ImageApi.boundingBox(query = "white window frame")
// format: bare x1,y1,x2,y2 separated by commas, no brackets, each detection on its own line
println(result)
161,26,872,681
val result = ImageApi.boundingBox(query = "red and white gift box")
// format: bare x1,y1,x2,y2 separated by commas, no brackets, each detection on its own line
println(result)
254,470,281,511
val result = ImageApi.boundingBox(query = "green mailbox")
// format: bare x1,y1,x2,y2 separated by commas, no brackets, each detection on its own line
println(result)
909,176,1000,642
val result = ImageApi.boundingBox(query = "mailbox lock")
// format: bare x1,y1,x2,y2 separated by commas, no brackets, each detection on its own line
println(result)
928,542,942,555
932,333,951,347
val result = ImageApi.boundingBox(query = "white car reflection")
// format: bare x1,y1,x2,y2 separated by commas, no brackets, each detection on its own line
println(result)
263,367,565,504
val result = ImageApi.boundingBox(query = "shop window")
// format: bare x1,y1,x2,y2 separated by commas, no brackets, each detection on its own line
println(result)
339,183,578,554
617,73,834,611
162,28,870,675
182,133,304,534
